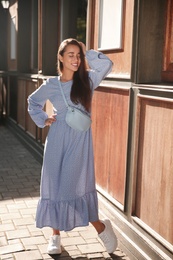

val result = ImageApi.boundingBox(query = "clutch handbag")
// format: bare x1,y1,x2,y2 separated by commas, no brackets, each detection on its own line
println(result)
59,81,92,131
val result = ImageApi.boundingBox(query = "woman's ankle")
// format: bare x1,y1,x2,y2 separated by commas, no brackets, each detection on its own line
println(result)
91,220,105,234
52,229,60,236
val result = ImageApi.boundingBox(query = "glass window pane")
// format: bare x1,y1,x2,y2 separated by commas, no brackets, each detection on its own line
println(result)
60,0,87,43
10,16,16,60
98,0,124,50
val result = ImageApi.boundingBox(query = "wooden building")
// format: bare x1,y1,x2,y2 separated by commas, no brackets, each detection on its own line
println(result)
0,0,172,259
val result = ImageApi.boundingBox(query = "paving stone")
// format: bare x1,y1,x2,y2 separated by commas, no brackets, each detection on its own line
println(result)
0,207,8,214
24,244,38,251
0,243,24,254
55,249,71,257
68,249,84,257
21,236,47,246
87,252,104,258
27,224,38,233
39,227,52,240
71,256,87,259
0,236,8,246
41,254,53,259
67,231,80,237
2,191,20,198
30,231,43,237
13,199,26,203
7,203,26,210
61,236,86,246
6,208,19,213
19,208,36,215
1,220,13,225
13,217,34,226
64,245,78,251
0,185,7,192
1,253,14,259
6,229,30,240
59,231,68,238
8,239,21,246
37,244,47,254
77,243,105,254
1,213,21,221
17,192,31,197
18,225,27,230
30,191,40,197
80,230,98,239
0,231,5,237
0,200,14,206
0,223,15,232
14,250,42,260
85,238,99,243
25,199,38,207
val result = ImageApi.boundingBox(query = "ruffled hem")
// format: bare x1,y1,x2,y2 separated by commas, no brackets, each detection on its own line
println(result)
36,190,99,231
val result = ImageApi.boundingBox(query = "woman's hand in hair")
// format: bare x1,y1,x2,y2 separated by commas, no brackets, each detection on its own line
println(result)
45,114,57,126
79,42,86,56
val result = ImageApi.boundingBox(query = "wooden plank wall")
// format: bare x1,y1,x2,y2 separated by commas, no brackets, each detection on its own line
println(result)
134,95,173,245
92,86,130,206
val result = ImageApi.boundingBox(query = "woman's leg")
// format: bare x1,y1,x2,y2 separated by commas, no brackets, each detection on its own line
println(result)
47,228,61,254
91,220,105,234
91,219,118,254
52,228,60,236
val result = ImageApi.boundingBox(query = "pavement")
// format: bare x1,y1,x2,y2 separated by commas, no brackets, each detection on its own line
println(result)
0,124,131,260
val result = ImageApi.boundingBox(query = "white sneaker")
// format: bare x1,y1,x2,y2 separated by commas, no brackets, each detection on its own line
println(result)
98,219,118,253
47,235,62,255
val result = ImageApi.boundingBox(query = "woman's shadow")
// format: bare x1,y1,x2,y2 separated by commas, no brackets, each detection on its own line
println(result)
49,248,127,259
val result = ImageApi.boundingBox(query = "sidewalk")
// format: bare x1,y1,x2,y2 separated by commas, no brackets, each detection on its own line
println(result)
0,125,130,260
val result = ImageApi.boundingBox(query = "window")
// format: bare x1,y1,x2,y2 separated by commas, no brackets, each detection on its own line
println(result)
98,0,124,51
60,0,87,44
31,0,38,72
10,16,16,60
8,1,18,70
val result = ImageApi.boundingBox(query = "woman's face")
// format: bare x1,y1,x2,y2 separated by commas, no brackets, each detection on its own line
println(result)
59,44,81,73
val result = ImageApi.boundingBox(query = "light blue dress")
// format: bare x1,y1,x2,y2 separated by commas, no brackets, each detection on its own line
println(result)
28,50,112,231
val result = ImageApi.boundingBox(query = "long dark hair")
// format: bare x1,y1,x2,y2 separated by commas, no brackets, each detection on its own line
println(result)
57,38,92,112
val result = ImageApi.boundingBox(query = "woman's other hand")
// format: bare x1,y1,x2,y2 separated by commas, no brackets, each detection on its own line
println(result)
45,114,57,126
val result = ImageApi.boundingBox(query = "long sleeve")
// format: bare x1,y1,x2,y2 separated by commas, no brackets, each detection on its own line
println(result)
86,50,113,89
27,82,49,128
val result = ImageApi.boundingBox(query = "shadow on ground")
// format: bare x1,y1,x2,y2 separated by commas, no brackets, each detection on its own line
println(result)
49,250,126,260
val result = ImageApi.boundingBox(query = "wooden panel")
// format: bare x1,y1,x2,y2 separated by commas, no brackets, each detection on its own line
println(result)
17,79,26,128
23,78,53,144
0,77,7,119
135,1,166,83
9,76,17,121
92,87,130,205
135,96,173,244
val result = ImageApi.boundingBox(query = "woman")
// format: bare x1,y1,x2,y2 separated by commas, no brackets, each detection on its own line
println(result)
28,38,117,254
